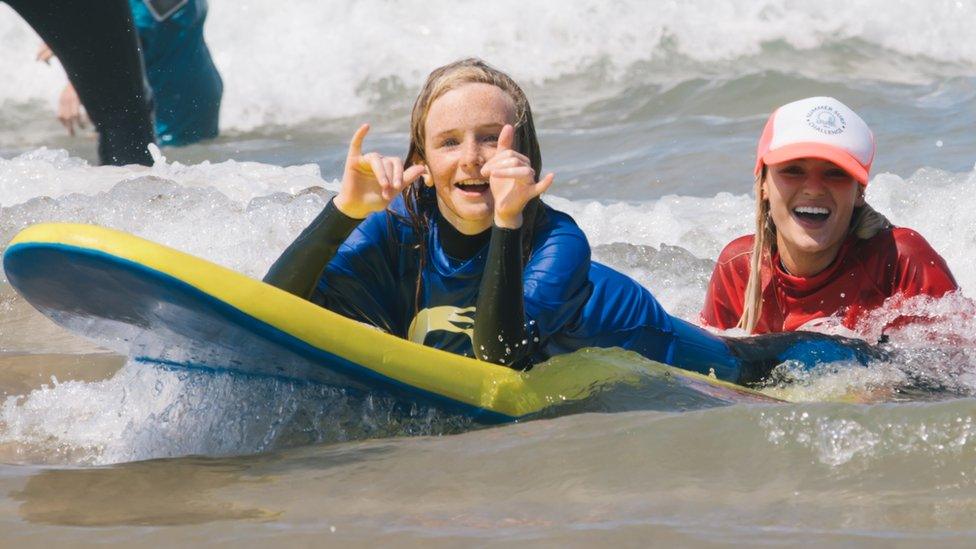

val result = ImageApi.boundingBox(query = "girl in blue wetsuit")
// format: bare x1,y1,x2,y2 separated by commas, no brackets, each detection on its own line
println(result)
265,58,876,382
266,58,585,369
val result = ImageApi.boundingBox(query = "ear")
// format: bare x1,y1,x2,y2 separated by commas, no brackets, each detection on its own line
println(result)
422,166,433,188
855,184,866,207
760,179,768,201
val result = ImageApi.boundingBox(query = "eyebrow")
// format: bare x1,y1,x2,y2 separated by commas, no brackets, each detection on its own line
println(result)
778,160,844,170
430,123,506,140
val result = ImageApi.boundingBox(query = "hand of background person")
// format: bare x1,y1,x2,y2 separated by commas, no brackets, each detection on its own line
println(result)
333,124,425,219
57,83,88,136
35,43,54,64
35,44,90,136
481,124,554,229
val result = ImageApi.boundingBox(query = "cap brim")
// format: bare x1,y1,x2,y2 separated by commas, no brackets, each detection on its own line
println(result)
762,143,869,185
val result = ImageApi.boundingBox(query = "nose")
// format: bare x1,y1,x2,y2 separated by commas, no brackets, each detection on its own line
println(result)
800,172,828,195
459,138,483,172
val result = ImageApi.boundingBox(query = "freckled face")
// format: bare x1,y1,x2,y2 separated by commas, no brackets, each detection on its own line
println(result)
422,83,516,235
764,158,865,275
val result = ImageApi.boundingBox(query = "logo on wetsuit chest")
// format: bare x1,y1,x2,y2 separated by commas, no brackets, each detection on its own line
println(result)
407,306,476,347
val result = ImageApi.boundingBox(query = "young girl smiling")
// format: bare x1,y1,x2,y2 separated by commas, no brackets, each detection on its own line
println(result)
701,97,958,335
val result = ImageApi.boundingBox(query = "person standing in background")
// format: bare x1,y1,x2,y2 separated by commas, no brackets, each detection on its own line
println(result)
38,0,223,148
8,0,156,166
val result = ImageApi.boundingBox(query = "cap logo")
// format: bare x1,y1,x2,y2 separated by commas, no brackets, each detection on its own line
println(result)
805,105,847,135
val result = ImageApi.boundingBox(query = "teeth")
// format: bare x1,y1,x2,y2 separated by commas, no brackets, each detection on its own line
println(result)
794,206,830,215
455,179,488,187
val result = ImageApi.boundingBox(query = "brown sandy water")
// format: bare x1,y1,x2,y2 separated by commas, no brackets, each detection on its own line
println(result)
0,289,975,546
2,4,975,540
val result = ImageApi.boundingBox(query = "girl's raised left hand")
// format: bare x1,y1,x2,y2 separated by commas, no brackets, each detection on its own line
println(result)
480,124,554,229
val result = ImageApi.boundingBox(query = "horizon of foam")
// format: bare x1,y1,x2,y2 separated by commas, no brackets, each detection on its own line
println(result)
1,147,974,297
2,0,975,131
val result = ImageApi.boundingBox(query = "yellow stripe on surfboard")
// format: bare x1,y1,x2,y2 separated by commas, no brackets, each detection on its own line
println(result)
9,223,780,416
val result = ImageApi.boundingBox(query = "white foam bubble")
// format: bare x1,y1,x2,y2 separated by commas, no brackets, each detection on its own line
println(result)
0,146,334,207
3,150,974,302
0,150,973,463
3,0,974,130
0,361,313,464
0,5,68,105
759,403,976,467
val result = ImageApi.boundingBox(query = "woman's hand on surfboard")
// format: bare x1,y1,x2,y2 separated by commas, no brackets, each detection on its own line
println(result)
481,124,554,229
334,124,425,219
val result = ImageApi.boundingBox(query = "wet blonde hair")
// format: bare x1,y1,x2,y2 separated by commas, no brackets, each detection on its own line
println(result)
405,58,540,175
737,166,893,333
398,58,546,307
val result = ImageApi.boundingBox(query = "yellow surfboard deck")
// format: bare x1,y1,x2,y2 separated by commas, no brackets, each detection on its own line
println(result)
4,223,781,422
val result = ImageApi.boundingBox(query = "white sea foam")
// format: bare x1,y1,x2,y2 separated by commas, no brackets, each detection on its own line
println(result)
0,150,972,464
3,0,975,130
2,149,974,289
2,0,975,473
554,166,976,298
0,361,335,464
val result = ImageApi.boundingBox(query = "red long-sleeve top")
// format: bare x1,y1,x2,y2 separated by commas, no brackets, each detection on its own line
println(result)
700,228,958,334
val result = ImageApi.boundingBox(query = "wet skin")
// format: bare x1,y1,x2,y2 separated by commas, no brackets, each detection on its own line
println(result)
422,83,527,233
763,158,865,277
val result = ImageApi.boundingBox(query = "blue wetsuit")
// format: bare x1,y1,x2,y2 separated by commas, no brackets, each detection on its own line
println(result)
315,194,592,363
267,192,881,382
548,262,744,380
311,193,756,377
130,0,222,146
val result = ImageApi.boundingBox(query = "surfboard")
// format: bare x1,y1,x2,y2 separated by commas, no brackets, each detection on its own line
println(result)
3,223,781,423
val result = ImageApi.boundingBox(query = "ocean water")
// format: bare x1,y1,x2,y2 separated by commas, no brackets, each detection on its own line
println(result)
1,0,976,545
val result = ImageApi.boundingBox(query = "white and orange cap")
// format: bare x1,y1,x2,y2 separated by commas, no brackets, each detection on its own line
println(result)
755,97,875,185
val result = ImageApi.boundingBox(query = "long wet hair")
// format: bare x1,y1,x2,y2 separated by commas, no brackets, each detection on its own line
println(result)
736,165,893,333
398,58,547,306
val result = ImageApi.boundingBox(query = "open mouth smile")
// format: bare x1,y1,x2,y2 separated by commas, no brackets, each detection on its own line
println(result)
454,179,490,195
792,205,831,224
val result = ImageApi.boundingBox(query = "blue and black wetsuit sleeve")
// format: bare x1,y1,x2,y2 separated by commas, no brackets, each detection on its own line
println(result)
263,198,362,299
723,331,885,385
474,226,533,370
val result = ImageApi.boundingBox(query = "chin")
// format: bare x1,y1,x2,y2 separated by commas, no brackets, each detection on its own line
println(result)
453,203,493,221
789,235,839,255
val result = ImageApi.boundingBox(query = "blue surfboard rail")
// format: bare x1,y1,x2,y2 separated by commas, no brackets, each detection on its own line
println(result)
3,223,780,423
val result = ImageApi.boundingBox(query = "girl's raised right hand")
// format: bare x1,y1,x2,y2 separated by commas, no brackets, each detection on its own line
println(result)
333,124,425,219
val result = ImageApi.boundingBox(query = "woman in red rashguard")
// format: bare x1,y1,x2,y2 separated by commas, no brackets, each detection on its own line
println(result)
701,96,958,335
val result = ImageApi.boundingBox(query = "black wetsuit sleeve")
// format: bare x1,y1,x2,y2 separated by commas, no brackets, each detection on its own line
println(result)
7,0,155,166
473,225,532,370
263,198,363,299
